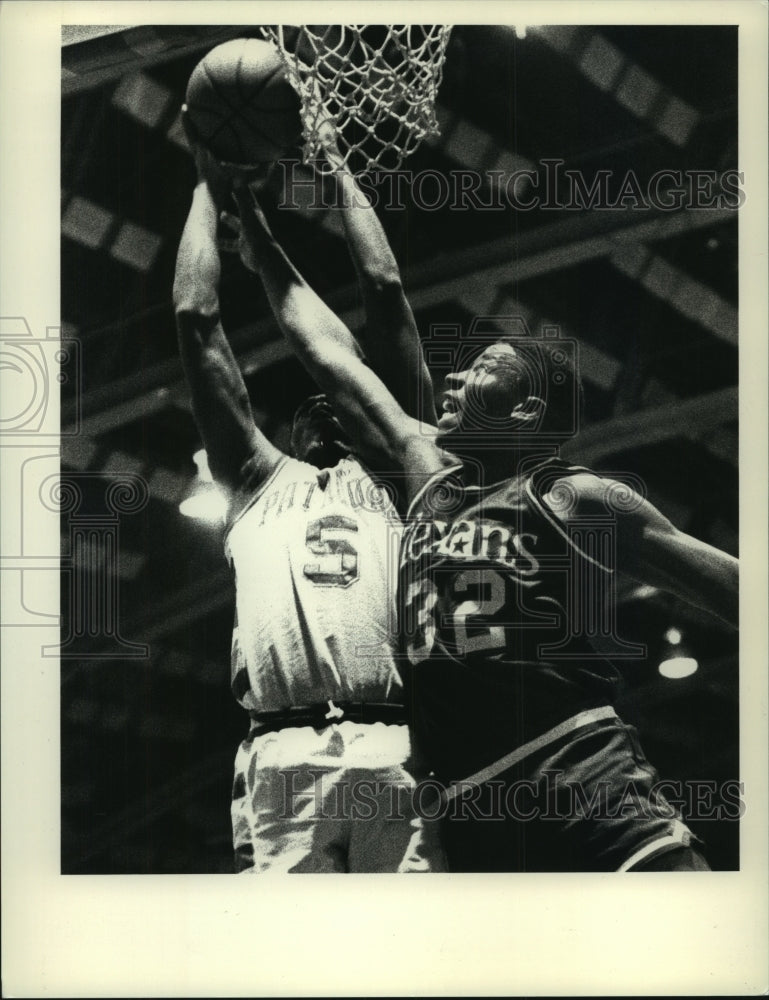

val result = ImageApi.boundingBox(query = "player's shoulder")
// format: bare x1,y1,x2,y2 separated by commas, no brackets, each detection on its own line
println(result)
353,428,457,518
550,469,607,498
333,454,387,493
336,454,366,477
399,423,452,467
541,467,645,521
405,459,465,521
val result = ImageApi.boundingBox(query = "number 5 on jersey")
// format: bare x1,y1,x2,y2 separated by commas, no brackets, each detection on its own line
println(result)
303,515,359,587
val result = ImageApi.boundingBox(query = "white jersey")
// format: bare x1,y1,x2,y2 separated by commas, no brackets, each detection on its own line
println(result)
224,456,403,714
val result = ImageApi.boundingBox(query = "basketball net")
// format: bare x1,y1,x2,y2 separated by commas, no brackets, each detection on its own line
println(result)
259,25,452,173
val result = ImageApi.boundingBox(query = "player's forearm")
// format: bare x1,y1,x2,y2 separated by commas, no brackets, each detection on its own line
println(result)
173,182,221,318
632,522,739,629
235,186,362,367
553,476,740,630
692,561,739,629
266,249,364,376
656,535,739,629
330,165,401,287
326,165,437,423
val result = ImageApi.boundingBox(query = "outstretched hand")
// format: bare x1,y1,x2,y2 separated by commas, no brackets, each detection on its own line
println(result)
181,104,276,204
316,115,344,169
181,106,216,180
306,80,344,169
219,203,258,274
219,181,274,274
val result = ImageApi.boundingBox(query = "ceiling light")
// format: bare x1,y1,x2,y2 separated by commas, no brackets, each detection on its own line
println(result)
626,584,659,601
179,484,226,524
658,656,698,680
192,448,214,482
658,627,697,678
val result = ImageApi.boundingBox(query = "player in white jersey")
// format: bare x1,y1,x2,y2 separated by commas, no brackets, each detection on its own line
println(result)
174,120,444,872
226,450,403,714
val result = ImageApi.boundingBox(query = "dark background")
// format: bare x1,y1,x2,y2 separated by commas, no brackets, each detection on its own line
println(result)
60,24,739,873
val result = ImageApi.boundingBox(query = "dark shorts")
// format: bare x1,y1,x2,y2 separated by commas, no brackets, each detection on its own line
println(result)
437,710,704,872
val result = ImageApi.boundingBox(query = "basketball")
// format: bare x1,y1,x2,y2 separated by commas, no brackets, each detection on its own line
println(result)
185,38,302,164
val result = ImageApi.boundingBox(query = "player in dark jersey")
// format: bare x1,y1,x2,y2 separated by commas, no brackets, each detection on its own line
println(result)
231,182,739,872
174,122,445,872
397,337,737,871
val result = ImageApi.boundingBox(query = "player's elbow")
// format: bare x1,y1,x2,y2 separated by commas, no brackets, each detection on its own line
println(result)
359,265,404,299
316,340,365,378
305,342,366,397
174,301,221,345
173,270,220,324
173,251,221,318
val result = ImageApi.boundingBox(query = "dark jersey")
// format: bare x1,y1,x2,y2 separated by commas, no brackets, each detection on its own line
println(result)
399,458,625,782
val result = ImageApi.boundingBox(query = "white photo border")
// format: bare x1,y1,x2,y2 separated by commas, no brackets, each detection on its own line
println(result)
1,1,766,995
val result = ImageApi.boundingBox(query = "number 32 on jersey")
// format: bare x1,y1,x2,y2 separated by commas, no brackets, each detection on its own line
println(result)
405,568,506,662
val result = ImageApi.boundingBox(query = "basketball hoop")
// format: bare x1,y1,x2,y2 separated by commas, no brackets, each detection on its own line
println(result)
259,25,452,173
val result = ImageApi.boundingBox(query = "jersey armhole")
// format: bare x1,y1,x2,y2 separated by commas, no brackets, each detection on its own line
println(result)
223,455,290,557
526,463,613,574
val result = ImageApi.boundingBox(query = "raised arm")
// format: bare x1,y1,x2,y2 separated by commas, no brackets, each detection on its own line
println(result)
544,473,739,628
173,158,282,494
228,181,442,487
318,134,437,425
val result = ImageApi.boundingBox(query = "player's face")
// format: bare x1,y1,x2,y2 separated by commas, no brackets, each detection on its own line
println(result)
437,342,528,439
290,394,350,468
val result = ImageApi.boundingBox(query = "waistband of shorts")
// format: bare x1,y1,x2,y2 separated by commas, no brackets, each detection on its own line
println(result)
249,700,406,734
445,705,620,801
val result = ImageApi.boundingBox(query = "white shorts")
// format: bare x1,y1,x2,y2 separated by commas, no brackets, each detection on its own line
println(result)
231,721,446,873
